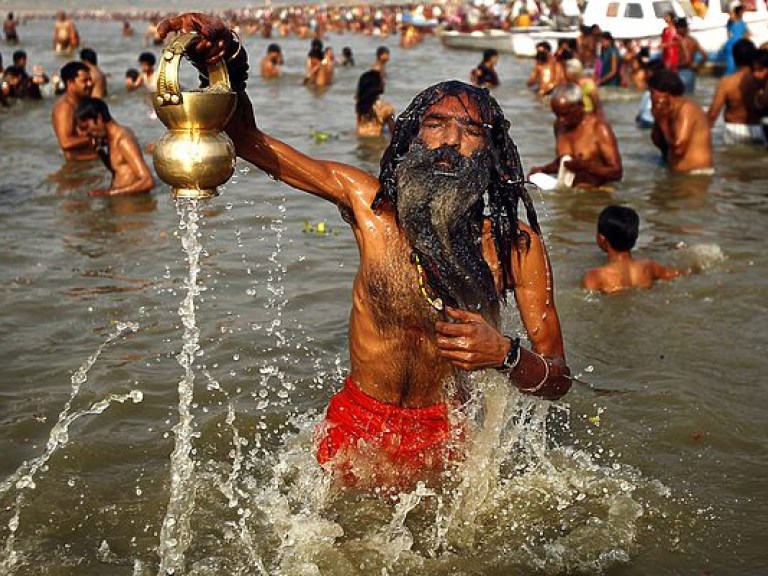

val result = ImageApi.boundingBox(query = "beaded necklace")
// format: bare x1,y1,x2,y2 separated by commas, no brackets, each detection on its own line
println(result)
410,251,444,311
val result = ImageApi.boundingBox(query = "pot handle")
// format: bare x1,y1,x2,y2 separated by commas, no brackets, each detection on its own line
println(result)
155,31,231,107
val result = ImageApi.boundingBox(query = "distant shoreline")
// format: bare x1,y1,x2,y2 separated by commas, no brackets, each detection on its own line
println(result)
4,0,412,20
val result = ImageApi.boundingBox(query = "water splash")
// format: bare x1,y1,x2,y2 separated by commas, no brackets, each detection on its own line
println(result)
163,369,669,576
1,388,143,574
157,200,204,575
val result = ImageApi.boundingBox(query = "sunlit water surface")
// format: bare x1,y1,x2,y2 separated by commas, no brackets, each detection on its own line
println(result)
1,18,767,576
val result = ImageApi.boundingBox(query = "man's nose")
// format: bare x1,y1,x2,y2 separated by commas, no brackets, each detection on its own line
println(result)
441,120,462,147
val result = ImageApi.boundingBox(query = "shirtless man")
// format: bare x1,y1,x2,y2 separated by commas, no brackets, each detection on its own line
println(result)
51,61,97,161
675,18,707,94
80,48,107,99
75,97,154,196
529,83,622,189
650,70,713,173
707,39,765,145
260,43,283,78
526,41,562,97
158,13,570,485
4,12,19,44
126,52,158,92
583,205,680,294
52,11,79,55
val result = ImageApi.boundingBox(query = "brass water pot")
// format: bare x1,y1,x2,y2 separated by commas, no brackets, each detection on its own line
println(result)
152,32,237,200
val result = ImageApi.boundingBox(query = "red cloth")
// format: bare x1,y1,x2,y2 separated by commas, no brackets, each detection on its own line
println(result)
315,377,457,484
662,25,679,71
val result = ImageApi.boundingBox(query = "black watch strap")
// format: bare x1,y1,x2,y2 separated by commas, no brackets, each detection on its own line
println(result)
498,336,521,371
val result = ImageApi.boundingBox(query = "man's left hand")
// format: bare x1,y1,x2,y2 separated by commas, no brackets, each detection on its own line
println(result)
564,155,590,172
435,307,508,371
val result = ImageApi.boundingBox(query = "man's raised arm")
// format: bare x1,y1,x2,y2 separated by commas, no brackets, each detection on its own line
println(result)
157,13,378,210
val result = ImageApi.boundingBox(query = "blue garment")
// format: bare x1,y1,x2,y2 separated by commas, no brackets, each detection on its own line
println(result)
720,19,748,76
599,45,621,86
678,67,696,93
636,91,654,128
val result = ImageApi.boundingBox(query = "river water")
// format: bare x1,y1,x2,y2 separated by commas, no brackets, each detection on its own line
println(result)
1,17,767,576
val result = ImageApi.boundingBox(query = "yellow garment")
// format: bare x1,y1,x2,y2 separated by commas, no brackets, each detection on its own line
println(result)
515,13,532,28
580,78,597,113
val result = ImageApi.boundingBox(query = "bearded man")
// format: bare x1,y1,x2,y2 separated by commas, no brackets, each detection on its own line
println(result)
158,14,570,485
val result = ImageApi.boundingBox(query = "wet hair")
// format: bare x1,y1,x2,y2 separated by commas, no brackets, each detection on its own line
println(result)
637,46,651,64
355,69,384,119
12,50,26,65
558,48,574,61
598,205,639,252
80,47,97,65
482,48,498,63
374,81,541,297
138,52,156,66
733,38,756,68
753,48,768,69
342,47,353,57
535,40,552,52
60,61,89,85
643,59,666,78
76,97,112,123
648,69,684,96
551,82,583,105
125,67,139,81
3,65,21,78
376,46,390,59
267,43,281,54
675,17,689,29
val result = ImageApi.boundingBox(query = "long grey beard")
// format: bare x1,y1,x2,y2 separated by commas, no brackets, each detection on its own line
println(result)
396,141,500,325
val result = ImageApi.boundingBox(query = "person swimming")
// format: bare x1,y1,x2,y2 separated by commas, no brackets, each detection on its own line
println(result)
582,205,682,294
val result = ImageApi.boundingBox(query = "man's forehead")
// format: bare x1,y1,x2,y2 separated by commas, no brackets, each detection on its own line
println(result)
423,94,484,123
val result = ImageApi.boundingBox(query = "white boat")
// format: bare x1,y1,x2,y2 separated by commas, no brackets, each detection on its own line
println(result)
438,26,551,53
511,0,768,58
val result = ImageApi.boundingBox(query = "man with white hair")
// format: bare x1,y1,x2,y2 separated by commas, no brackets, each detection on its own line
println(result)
529,83,622,190
563,58,602,117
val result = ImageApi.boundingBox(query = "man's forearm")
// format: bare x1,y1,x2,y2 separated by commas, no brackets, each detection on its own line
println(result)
109,174,154,195
501,341,571,400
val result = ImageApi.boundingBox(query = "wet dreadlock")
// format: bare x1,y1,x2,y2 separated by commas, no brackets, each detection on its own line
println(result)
373,80,541,303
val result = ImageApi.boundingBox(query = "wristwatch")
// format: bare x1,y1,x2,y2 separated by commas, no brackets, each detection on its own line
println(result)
497,336,521,372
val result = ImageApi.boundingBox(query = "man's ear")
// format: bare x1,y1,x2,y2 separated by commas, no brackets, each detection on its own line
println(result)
597,232,609,252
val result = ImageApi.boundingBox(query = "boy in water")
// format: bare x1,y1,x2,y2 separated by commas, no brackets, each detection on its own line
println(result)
583,205,681,293
75,97,154,196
